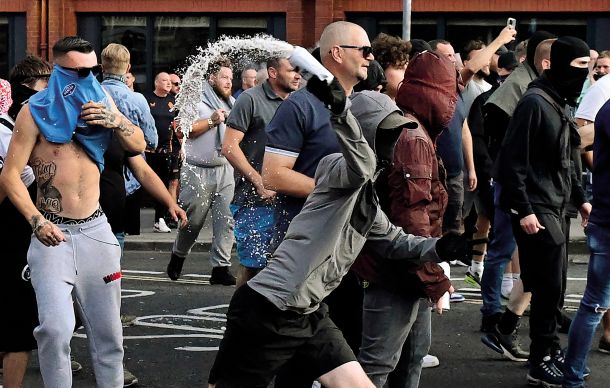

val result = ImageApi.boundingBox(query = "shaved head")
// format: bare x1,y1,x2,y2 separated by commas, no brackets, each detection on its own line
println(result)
317,21,373,94
319,21,366,61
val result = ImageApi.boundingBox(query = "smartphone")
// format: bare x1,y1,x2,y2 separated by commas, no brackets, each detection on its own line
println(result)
507,17,517,29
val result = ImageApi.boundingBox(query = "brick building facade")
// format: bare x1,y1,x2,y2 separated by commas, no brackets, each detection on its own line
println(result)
1,0,609,90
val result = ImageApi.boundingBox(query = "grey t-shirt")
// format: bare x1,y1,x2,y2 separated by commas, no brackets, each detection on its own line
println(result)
225,81,284,206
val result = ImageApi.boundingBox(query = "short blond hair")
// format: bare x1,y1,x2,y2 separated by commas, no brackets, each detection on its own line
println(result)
101,43,130,75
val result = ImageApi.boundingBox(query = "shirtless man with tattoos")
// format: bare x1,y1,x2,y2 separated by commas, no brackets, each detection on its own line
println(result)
0,36,145,387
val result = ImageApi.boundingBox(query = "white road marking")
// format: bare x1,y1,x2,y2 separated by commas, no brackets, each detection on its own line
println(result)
123,270,164,275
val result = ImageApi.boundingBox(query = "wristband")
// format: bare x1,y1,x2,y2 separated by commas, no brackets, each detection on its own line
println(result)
207,118,215,128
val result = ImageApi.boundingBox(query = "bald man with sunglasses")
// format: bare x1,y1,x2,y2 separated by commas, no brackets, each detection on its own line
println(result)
0,36,145,387
261,21,374,361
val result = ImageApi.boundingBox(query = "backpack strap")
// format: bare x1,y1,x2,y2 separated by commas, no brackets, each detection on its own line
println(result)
0,117,14,131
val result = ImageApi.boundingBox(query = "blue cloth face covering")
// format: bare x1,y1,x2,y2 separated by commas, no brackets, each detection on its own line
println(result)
29,64,113,172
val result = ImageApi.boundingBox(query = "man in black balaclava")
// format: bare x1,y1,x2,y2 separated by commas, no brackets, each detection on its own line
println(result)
8,55,52,120
494,36,591,387
546,36,591,106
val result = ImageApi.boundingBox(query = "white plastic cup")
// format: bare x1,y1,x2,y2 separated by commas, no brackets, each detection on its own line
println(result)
438,261,451,311
289,46,334,84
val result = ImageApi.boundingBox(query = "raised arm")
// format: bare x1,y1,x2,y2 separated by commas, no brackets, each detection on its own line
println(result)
306,77,376,188
0,105,65,246
81,92,146,154
461,26,516,85
189,108,226,139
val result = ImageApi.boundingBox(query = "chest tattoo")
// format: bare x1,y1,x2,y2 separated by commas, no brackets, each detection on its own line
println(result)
32,158,63,213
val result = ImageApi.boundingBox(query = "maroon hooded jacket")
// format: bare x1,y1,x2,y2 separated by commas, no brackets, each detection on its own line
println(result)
352,51,458,300
391,50,458,237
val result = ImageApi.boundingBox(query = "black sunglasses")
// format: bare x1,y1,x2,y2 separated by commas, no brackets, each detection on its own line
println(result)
172,82,181,86
338,45,373,58
60,64,102,78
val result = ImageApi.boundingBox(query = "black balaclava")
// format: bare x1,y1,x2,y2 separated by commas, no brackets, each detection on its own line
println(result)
547,36,590,106
8,83,37,121
526,30,556,76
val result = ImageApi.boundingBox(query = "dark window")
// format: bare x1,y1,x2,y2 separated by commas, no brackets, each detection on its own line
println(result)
153,16,210,76
101,16,147,93
80,13,285,92
0,17,9,79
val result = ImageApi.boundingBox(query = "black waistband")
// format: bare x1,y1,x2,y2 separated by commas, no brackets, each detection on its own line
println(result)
40,208,104,225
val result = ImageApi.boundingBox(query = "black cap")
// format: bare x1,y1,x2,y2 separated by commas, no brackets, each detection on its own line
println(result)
409,39,432,57
498,52,519,71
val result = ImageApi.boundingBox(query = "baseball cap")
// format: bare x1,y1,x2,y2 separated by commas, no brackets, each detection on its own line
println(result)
498,51,519,71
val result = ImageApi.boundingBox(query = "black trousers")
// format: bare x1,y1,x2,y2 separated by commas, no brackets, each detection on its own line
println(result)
511,211,567,364
145,152,171,221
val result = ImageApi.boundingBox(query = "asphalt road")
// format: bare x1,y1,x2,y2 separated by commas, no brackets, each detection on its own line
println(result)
9,249,610,388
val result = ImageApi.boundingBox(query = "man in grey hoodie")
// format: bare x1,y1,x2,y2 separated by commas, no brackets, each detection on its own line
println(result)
207,74,473,388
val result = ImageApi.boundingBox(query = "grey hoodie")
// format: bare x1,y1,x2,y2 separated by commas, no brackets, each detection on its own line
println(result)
248,103,440,314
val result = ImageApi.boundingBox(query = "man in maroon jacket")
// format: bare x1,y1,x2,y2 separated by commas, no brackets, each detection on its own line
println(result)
352,51,459,387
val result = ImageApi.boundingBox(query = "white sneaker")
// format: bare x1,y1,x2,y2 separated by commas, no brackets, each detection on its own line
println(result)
153,218,171,233
450,293,465,303
422,354,440,368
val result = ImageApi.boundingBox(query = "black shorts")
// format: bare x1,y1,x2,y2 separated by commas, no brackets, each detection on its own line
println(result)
209,285,356,388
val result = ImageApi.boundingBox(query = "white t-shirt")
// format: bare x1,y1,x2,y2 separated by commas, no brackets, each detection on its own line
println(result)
576,74,610,121
462,77,492,114
0,114,35,187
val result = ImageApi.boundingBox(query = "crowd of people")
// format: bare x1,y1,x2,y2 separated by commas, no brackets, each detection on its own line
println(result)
0,17,609,388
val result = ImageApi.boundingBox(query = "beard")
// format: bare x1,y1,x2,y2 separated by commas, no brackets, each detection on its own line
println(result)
213,82,231,101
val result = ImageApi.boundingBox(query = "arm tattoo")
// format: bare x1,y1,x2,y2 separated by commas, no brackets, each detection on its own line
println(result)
30,215,51,233
31,158,63,213
116,117,135,136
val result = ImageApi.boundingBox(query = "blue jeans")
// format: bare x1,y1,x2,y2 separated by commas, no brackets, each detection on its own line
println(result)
563,222,610,388
114,231,125,255
480,183,517,317
358,285,431,388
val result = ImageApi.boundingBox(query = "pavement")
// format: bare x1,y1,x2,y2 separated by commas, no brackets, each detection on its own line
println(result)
127,207,590,257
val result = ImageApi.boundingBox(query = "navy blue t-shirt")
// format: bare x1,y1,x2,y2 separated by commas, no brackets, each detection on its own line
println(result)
590,99,610,227
265,88,341,242
437,95,466,177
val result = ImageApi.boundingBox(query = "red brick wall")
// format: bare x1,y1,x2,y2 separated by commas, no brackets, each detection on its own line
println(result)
5,0,610,59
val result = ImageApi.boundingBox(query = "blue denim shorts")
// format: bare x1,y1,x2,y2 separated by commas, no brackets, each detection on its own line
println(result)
230,204,275,269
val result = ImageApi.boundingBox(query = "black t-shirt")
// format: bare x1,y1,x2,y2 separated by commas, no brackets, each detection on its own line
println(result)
100,135,138,234
146,92,177,151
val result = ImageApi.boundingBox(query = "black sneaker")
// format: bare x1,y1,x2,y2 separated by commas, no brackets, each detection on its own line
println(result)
167,253,186,281
481,325,529,362
553,348,591,380
527,356,563,387
210,266,236,286
599,336,610,354
481,312,503,333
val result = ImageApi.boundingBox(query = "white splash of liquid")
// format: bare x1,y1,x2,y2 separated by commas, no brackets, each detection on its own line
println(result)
175,34,294,136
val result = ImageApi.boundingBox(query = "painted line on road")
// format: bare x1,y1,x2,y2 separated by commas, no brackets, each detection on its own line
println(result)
122,289,155,298
123,270,164,275
122,274,210,285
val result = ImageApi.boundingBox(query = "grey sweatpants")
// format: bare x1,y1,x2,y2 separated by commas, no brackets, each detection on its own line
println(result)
173,162,235,267
28,214,124,388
